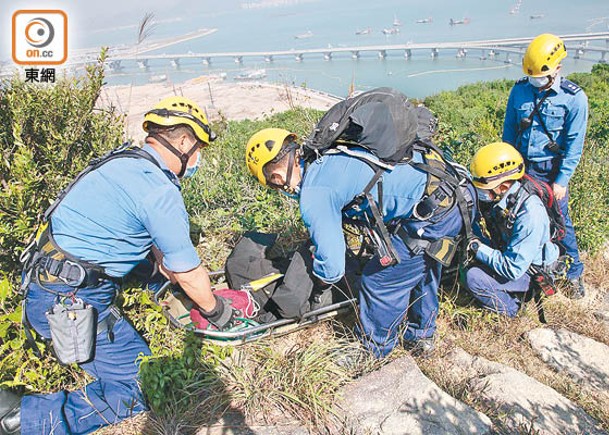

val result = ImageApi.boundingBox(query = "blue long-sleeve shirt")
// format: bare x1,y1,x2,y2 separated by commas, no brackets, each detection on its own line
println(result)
299,151,426,283
51,144,201,277
475,181,559,281
502,76,588,187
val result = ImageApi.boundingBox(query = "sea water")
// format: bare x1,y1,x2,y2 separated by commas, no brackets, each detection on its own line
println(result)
44,0,609,97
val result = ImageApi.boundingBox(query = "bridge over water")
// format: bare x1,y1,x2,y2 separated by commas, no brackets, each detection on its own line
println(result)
101,32,609,70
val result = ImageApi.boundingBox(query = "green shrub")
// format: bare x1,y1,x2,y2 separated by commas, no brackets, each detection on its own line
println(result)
0,48,124,277
0,49,124,389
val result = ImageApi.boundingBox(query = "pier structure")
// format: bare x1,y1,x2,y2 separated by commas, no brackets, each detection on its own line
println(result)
95,33,609,70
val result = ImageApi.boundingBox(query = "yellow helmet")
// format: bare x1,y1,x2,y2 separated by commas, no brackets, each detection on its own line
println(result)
143,96,215,144
246,128,297,186
470,142,525,189
522,33,567,77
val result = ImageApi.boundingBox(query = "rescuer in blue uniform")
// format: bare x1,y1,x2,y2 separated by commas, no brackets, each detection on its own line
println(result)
0,97,238,435
464,143,560,317
502,33,588,298
245,128,474,358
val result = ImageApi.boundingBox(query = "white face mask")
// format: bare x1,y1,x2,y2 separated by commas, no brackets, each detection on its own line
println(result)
476,188,496,203
529,75,550,88
182,151,201,179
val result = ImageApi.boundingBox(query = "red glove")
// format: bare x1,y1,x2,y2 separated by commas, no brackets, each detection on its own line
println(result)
190,289,256,330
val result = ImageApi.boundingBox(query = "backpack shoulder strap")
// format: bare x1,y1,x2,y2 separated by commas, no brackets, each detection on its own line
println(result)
504,182,532,231
44,144,162,221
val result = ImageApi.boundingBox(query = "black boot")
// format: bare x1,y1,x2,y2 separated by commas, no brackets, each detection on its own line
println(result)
0,390,21,435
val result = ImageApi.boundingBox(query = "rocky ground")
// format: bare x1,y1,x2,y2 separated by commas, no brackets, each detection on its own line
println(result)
104,282,609,435
193,276,609,435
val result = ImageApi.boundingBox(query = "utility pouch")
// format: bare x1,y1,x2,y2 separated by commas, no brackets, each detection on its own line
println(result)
46,298,97,365
424,237,457,267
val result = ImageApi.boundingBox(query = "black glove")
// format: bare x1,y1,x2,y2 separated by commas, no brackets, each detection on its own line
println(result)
198,295,237,331
310,276,333,311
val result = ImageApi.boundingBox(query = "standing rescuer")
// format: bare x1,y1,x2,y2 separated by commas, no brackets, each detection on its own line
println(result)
0,97,239,434
502,33,588,298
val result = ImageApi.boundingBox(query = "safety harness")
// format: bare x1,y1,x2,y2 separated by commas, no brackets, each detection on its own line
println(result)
340,142,476,268
301,87,476,268
19,144,163,355
479,176,570,322
516,89,564,156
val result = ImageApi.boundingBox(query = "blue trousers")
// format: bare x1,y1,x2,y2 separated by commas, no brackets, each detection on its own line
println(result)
526,159,583,279
465,266,531,317
21,280,150,434
356,235,442,358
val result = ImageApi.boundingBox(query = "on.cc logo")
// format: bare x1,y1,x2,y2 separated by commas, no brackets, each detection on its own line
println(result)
25,17,55,48
12,10,67,66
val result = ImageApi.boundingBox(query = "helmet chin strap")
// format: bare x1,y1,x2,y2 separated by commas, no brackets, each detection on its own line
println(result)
282,149,297,193
150,133,199,177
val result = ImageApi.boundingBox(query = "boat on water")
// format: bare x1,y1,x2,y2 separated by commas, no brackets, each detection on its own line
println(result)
416,17,433,24
382,27,400,35
510,0,522,14
530,14,545,20
355,27,372,35
449,17,471,26
234,69,267,81
294,30,313,39
149,74,168,83
393,14,402,27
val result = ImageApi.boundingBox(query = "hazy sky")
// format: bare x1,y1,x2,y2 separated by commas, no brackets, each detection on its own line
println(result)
0,0,242,59
2,0,607,62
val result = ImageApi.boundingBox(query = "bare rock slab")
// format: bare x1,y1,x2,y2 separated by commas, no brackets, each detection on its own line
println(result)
445,348,605,435
337,355,492,434
527,327,609,391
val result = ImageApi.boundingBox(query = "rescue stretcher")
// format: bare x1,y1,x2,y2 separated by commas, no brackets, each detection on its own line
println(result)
153,271,358,345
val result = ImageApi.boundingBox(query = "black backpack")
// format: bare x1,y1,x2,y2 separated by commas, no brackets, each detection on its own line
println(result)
301,87,474,267
302,87,437,166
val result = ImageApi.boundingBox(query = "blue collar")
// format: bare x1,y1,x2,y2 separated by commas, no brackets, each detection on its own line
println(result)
550,74,562,93
143,143,181,189
496,181,521,211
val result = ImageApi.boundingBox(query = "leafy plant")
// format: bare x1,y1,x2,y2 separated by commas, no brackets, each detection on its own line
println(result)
0,49,124,390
